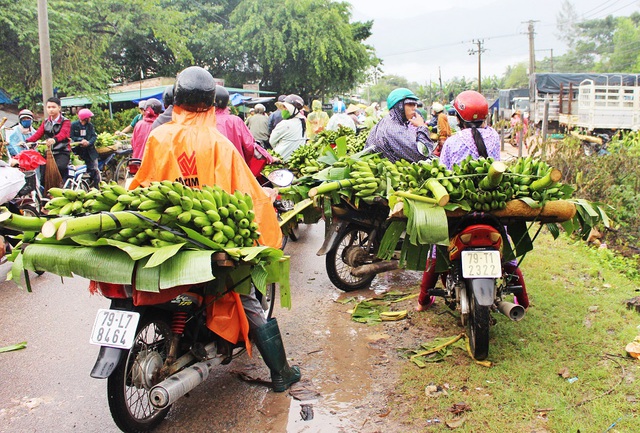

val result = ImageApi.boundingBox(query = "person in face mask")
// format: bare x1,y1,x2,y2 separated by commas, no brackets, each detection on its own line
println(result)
269,94,307,161
7,109,37,157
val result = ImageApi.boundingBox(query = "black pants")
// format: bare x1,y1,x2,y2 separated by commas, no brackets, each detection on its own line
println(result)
53,152,70,184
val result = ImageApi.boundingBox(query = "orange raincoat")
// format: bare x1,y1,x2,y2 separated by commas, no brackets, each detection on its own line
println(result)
130,105,283,351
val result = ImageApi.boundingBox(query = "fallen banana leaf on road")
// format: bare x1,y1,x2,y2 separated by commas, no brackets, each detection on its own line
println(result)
349,298,407,324
401,334,493,367
0,341,27,353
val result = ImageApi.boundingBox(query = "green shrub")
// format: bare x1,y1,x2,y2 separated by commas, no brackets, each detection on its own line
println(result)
547,131,640,251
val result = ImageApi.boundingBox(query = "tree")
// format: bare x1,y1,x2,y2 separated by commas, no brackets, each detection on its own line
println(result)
230,0,375,98
0,0,192,107
365,75,414,105
598,16,640,72
503,63,529,88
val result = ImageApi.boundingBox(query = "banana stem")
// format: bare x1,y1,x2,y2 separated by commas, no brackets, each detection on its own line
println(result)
394,190,438,205
309,179,355,197
478,161,507,190
0,210,47,232
55,211,161,240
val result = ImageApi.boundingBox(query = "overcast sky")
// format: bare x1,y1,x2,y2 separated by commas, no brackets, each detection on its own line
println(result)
346,0,640,84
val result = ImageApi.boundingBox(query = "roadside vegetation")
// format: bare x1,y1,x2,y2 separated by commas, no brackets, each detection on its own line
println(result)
390,232,639,432
547,131,640,263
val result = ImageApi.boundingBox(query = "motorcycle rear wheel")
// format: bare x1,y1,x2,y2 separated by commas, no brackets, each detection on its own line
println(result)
467,294,490,360
326,226,376,292
107,311,173,432
256,283,276,319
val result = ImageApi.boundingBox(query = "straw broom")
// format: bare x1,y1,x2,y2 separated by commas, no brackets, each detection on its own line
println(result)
44,144,62,193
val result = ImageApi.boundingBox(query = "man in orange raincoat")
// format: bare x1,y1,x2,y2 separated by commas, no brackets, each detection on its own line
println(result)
130,66,301,393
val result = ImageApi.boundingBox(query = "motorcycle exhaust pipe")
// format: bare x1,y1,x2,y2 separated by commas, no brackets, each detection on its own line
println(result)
496,301,526,322
350,260,398,277
149,342,218,409
149,356,224,409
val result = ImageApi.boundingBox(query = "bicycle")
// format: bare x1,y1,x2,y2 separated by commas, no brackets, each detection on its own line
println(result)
99,138,131,183
63,164,91,191
113,148,140,189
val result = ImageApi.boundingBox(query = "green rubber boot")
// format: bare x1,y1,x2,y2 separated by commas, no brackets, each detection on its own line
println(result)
253,318,301,392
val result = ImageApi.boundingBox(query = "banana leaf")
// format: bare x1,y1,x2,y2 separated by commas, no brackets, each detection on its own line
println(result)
240,246,284,262
506,221,533,258
377,220,406,260
72,235,157,261
278,199,314,227
21,244,135,284
228,265,252,295
0,341,27,353
399,241,430,271
159,250,215,290
134,256,160,292
251,262,268,296
146,243,186,268
334,136,348,157
403,199,449,246
266,256,291,309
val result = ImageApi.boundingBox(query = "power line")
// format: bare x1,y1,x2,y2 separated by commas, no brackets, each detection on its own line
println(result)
582,0,637,20
581,0,623,19
379,32,519,58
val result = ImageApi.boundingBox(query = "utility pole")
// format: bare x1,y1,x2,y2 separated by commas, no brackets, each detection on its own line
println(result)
468,39,485,93
37,0,54,107
524,20,539,123
536,48,554,72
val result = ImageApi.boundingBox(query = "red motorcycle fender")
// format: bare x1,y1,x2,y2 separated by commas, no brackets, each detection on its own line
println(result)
90,346,124,379
469,279,496,307
316,220,349,256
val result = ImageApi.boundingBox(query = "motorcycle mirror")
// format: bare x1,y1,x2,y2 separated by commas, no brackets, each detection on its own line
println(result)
267,169,295,188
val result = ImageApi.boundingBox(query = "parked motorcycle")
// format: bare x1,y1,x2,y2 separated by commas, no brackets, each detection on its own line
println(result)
317,196,398,291
429,212,526,360
582,133,610,156
90,263,277,432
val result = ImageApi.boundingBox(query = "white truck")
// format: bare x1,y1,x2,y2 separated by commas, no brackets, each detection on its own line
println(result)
529,73,640,132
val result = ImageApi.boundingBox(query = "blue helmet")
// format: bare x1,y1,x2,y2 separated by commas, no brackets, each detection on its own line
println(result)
387,88,418,109
332,101,346,113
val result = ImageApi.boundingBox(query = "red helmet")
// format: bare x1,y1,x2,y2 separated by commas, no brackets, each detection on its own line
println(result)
453,90,488,123
78,108,94,121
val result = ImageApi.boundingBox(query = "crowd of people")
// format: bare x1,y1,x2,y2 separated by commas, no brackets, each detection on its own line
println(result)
2,67,528,392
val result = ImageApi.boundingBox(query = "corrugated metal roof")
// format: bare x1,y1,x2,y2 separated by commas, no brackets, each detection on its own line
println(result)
61,85,275,107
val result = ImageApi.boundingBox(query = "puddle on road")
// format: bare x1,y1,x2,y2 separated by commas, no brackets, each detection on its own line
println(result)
283,270,422,433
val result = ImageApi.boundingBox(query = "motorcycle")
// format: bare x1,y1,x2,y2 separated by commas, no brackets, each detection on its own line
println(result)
256,166,300,248
582,133,610,156
316,195,399,292
89,260,278,432
0,162,28,263
429,212,526,360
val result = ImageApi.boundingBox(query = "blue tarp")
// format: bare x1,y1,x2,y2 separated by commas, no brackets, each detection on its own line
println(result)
0,88,14,105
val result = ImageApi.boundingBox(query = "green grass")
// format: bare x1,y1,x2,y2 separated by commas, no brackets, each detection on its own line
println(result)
393,232,639,432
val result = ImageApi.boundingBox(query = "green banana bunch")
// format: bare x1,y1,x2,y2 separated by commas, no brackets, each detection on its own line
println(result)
346,156,389,197
45,181,260,249
506,156,565,201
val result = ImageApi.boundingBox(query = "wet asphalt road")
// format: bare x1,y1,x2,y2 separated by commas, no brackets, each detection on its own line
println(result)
0,223,422,433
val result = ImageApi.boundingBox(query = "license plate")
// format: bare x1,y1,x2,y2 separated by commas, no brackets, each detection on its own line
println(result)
89,309,140,349
461,250,502,278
